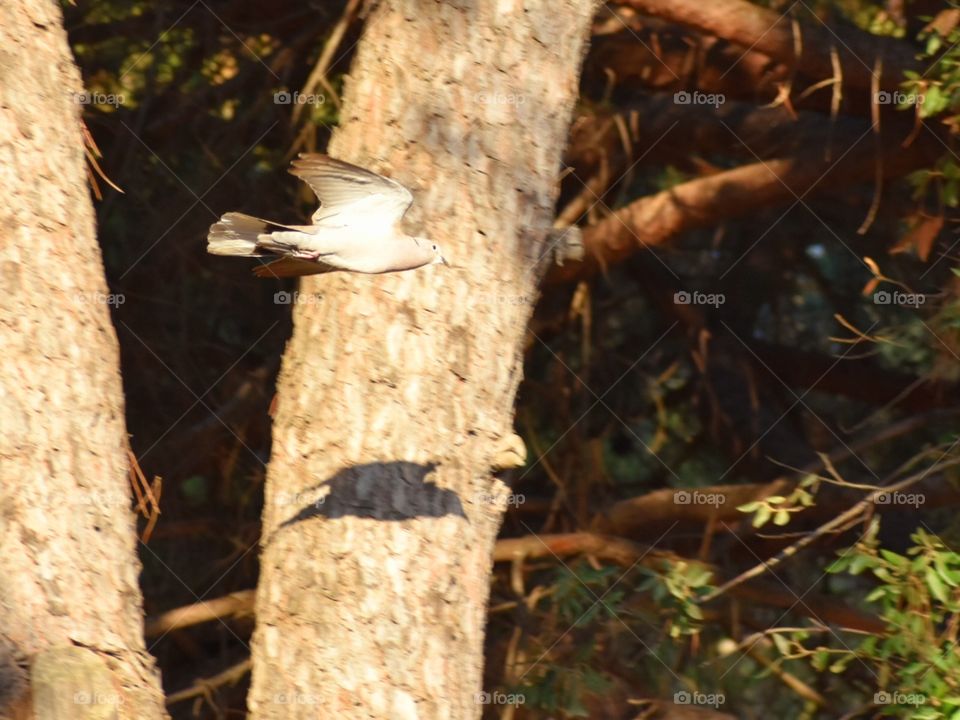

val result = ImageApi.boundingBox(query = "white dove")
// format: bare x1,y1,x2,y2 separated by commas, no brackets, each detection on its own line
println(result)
207,154,446,277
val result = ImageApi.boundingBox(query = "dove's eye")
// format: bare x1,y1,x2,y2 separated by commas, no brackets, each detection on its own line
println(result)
432,244,438,251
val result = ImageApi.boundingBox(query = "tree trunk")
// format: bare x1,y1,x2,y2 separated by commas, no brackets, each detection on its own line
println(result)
0,2,166,718
249,1,597,718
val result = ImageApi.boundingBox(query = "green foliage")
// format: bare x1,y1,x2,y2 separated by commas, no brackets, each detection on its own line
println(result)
903,16,960,208
638,560,714,638
905,26,960,123
514,563,620,717
766,522,960,718
522,665,612,718
553,564,623,627
514,559,720,717
908,156,960,210
738,478,817,528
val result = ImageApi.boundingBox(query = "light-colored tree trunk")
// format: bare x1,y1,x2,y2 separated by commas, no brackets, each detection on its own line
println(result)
0,2,166,718
249,1,597,718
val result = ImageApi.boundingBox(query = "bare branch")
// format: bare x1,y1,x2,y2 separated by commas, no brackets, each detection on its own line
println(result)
621,0,921,93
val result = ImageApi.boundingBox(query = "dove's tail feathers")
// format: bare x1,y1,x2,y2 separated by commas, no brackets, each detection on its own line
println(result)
253,257,336,278
207,213,270,256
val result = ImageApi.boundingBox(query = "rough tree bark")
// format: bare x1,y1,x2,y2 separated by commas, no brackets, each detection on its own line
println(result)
0,2,166,719
249,1,597,718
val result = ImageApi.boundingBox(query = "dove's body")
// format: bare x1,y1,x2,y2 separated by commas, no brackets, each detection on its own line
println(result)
261,228,440,274
206,155,446,277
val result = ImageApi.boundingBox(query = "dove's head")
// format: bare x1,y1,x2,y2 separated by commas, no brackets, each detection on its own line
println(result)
410,236,447,267
430,242,448,266
417,239,446,266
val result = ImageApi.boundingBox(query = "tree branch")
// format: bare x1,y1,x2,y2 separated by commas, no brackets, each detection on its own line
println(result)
493,531,885,633
549,124,941,283
621,0,921,93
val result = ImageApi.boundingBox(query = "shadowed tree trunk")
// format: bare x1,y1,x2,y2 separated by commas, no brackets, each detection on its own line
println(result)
0,2,166,718
249,1,597,717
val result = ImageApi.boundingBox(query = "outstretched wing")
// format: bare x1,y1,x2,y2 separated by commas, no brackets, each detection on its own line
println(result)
289,154,414,231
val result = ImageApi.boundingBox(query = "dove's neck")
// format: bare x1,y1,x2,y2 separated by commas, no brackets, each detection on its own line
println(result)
391,237,437,271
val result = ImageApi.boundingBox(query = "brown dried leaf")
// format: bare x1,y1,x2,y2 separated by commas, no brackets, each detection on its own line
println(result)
891,215,943,262
926,9,960,38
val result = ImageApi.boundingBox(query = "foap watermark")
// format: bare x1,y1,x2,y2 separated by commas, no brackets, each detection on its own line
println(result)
674,90,725,108
275,490,326,509
674,490,726,508
474,691,525,706
274,291,323,305
74,692,123,707
73,291,125,308
472,293,531,307
475,492,525,508
674,291,724,308
874,491,925,508
874,691,926,707
874,91,924,106
72,91,125,107
475,92,526,105
674,691,725,708
274,91,326,106
273,692,319,706
873,291,925,307
73,489,130,508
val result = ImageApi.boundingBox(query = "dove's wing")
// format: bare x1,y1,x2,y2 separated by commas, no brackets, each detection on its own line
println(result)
289,154,414,232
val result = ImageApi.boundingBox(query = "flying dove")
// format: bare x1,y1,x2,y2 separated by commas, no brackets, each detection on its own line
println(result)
207,154,446,277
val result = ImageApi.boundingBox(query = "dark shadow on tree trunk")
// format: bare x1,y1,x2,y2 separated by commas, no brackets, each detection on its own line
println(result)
276,461,466,529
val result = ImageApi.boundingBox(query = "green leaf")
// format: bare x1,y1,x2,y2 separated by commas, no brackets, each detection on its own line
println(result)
880,549,907,567
945,178,960,208
827,556,851,573
772,633,792,656
921,84,950,117
927,567,950,604
687,567,714,586
828,656,851,673
935,555,960,587
753,505,773,528
850,553,874,575
811,649,830,671
909,614,926,637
